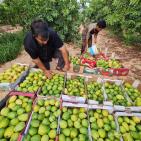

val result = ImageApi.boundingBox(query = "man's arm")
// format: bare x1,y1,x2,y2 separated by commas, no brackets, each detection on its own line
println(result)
32,58,52,79
59,45,70,71
92,34,97,45
83,27,89,53
94,34,97,44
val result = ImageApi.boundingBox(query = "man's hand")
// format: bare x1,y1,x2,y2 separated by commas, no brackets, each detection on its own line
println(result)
63,63,70,71
44,70,52,79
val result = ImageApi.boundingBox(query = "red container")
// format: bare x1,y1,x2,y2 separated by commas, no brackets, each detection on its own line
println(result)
100,68,129,76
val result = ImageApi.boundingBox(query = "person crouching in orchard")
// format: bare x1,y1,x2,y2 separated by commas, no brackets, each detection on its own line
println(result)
80,20,106,56
24,19,70,79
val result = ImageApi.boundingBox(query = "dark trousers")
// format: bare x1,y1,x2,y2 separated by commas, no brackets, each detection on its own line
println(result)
81,31,92,54
34,50,65,70
53,50,65,69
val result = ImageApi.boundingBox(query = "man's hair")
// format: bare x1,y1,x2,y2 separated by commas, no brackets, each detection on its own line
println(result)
30,19,49,39
97,20,106,29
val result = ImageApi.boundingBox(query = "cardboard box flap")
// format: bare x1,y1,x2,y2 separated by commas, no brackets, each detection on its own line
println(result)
88,104,113,110
114,105,126,111
62,94,86,103
88,100,99,105
62,102,88,108
125,106,141,112
115,112,141,117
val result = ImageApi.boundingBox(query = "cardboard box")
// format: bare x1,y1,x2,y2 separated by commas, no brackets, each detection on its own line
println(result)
23,97,61,141
88,105,121,141
0,91,34,141
86,77,106,105
58,102,91,141
37,72,66,98
62,73,88,103
0,63,30,91
114,112,141,141
103,79,132,111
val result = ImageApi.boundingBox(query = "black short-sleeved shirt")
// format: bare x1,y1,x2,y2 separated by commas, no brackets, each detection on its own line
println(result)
24,28,63,63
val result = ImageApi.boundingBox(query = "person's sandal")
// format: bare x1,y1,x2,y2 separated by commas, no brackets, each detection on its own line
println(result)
56,67,65,72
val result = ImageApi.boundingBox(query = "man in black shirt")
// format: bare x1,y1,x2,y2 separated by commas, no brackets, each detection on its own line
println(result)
24,19,70,78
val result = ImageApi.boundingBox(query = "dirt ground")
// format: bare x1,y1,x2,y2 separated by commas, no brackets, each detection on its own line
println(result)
0,28,141,80
97,30,141,80
0,43,80,72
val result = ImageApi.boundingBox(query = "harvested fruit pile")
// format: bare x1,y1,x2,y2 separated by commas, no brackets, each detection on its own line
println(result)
124,83,141,106
87,81,104,103
0,64,28,83
104,82,131,106
0,95,32,140
81,53,121,68
16,71,46,93
59,107,89,141
118,116,141,140
40,74,64,97
89,109,120,140
83,53,94,60
23,99,61,141
0,62,141,141
70,56,80,65
70,53,129,76
97,59,122,69
65,76,86,97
